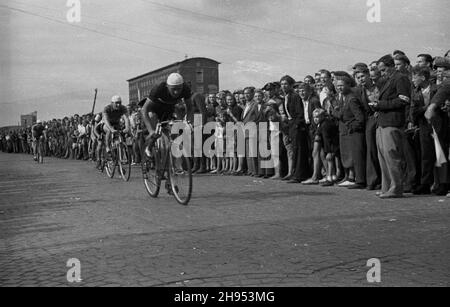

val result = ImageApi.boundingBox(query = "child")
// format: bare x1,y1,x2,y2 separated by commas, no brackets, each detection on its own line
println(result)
313,108,340,186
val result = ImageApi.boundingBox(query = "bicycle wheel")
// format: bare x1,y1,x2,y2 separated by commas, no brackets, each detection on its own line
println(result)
105,147,117,178
142,145,161,198
168,152,192,205
118,144,131,182
38,141,44,164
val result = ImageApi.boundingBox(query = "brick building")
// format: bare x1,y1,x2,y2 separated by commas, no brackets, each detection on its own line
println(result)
127,57,220,104
20,111,37,128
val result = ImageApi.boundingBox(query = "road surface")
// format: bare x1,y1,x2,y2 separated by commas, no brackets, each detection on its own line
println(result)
0,153,449,287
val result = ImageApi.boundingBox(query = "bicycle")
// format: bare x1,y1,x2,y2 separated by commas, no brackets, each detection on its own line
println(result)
141,120,193,205
34,136,45,164
105,130,131,182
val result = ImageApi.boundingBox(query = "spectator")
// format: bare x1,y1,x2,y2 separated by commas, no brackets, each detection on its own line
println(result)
373,54,411,198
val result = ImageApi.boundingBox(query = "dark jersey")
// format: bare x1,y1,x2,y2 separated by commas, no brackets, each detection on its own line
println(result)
147,82,192,120
32,124,46,137
104,104,128,126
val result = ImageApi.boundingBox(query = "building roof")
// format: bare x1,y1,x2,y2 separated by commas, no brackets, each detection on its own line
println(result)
127,57,220,82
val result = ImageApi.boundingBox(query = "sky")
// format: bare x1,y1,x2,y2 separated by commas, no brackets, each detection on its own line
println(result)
0,0,449,126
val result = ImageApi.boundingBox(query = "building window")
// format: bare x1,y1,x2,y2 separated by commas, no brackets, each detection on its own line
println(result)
196,69,204,83
208,85,218,93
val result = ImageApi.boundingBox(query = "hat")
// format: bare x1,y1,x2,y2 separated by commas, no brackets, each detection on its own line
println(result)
434,56,450,69
111,95,122,103
262,82,277,91
167,73,184,86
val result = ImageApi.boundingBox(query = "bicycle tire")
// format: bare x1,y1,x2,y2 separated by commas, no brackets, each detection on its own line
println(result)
168,152,192,206
142,145,161,198
38,140,44,164
105,147,117,178
118,144,131,182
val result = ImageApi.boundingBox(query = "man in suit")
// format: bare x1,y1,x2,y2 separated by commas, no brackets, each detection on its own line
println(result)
426,71,450,196
278,75,310,183
371,55,411,198
242,87,260,176
409,66,439,195
297,83,322,185
354,65,382,190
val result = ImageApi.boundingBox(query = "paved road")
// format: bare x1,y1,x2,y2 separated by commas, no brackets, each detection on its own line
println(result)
0,152,449,287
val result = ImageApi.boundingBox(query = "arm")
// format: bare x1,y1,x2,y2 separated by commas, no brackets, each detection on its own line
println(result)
184,97,194,124
348,97,365,132
103,109,116,132
122,113,131,134
377,76,411,111
141,98,157,135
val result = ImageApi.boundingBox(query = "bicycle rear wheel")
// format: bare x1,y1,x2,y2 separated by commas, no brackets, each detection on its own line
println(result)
168,153,192,205
118,144,131,182
142,145,161,198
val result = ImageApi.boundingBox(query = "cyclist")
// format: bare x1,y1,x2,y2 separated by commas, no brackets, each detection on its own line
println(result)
31,120,47,161
92,113,105,168
141,73,194,156
102,95,131,156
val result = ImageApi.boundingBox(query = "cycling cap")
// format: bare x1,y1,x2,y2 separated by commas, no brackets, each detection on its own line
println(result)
111,95,122,103
37,120,42,124
167,73,184,86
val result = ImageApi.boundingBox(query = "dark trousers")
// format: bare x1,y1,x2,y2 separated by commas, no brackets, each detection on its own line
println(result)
293,129,311,181
419,124,435,186
365,115,381,187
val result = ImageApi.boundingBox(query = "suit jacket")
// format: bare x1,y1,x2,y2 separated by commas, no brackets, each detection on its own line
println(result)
356,85,377,117
430,80,450,146
410,84,438,128
376,71,412,128
332,93,365,136
304,95,321,124
242,100,260,125
280,92,306,141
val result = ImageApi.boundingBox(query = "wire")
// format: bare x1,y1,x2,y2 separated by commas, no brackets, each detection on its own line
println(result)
0,4,183,55
140,0,383,55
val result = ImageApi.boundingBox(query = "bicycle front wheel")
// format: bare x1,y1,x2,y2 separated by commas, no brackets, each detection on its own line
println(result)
142,145,161,198
118,144,131,182
38,141,44,164
168,153,192,205
105,148,117,178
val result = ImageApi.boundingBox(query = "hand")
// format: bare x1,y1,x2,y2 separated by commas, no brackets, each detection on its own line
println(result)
399,95,410,104
425,104,437,121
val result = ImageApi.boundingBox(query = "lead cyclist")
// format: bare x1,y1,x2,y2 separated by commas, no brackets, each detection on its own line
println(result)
141,73,194,157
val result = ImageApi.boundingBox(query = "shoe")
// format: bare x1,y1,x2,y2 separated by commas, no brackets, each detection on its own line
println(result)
282,174,293,181
319,178,328,184
433,185,448,196
367,184,381,191
379,193,404,199
338,180,355,187
301,178,319,185
412,184,431,195
270,175,281,180
347,183,367,190
321,180,335,187
210,170,218,174
196,168,207,174
287,179,300,184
